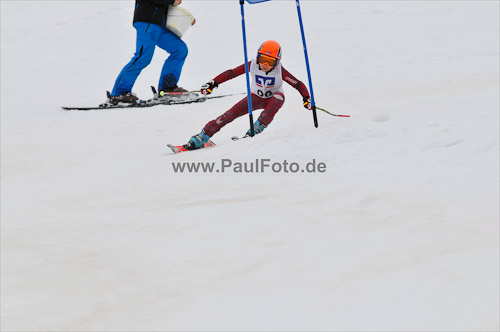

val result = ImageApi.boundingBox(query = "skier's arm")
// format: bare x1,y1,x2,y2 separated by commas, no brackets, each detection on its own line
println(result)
213,63,249,85
282,67,310,99
201,63,249,95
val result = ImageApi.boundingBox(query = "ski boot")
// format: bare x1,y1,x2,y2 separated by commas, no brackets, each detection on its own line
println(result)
184,131,211,150
244,120,267,137
107,91,139,105
155,85,190,103
160,85,188,93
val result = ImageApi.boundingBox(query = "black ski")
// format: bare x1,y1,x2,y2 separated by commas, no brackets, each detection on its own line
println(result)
62,90,245,111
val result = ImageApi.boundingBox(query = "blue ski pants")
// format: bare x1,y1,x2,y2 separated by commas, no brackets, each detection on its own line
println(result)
111,22,188,96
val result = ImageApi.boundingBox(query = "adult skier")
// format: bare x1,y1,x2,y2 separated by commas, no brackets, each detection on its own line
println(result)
108,0,194,105
182,40,312,150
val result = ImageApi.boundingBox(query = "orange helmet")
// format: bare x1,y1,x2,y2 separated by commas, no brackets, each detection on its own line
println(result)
257,40,282,69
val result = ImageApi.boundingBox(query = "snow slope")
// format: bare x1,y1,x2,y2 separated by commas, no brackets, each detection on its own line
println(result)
1,1,499,331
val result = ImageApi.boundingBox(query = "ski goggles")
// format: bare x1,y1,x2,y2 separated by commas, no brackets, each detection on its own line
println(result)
257,54,278,67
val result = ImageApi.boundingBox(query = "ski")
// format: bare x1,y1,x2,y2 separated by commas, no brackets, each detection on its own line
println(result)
231,135,252,141
169,135,250,154
167,140,216,154
61,100,158,111
62,90,245,111
62,90,203,111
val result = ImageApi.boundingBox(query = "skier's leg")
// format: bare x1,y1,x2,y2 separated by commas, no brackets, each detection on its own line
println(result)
185,95,264,150
244,93,285,135
256,92,285,127
111,23,160,96
156,30,188,91
203,94,264,137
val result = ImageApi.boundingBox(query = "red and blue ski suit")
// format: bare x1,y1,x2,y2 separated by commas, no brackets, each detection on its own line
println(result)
202,62,310,137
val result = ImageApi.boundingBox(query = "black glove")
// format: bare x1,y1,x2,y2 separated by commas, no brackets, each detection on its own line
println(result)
201,80,218,96
303,96,312,110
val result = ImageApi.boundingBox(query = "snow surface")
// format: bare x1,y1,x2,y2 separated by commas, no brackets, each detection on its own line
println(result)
1,1,499,331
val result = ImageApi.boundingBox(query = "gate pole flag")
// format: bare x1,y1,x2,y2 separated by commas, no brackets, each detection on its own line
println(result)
296,0,318,128
240,0,271,137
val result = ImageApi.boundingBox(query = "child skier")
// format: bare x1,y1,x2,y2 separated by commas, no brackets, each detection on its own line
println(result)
183,40,312,150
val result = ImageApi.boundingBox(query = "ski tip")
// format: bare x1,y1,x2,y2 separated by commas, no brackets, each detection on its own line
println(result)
167,144,186,154
61,106,94,111
231,135,251,141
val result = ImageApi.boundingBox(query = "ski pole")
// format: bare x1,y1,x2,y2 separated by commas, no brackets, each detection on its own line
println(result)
316,106,350,118
206,92,246,100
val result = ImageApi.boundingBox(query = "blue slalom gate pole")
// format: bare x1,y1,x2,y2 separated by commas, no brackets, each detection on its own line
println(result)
239,0,255,137
296,0,318,128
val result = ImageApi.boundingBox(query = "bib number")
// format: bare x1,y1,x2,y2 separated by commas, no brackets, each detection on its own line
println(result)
257,90,273,98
